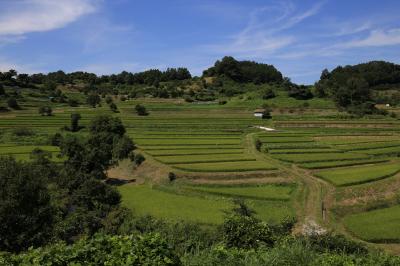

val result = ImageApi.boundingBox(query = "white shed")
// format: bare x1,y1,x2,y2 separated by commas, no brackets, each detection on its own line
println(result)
254,108,265,117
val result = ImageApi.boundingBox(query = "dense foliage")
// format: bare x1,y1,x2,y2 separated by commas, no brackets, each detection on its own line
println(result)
0,115,135,252
203,56,283,84
1,198,400,265
315,61,400,114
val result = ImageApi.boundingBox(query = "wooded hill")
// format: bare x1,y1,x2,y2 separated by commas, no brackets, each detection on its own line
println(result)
1,57,400,115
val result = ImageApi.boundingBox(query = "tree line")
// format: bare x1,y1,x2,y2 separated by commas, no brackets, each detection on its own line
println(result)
315,61,400,115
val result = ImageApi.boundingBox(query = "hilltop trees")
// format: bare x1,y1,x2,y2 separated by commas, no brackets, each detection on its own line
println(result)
315,61,400,115
203,56,283,84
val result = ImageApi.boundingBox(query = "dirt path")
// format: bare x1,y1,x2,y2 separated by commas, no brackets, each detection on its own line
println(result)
244,132,335,235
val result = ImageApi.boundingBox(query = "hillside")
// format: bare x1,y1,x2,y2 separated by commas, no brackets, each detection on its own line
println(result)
1,58,400,265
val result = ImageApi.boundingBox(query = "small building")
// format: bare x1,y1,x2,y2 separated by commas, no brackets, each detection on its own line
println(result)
254,108,265,117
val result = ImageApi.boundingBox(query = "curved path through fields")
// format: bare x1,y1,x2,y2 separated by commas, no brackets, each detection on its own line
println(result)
244,132,335,235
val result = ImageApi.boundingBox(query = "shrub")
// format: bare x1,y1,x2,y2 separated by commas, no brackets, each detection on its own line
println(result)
38,106,52,116
109,102,119,113
262,88,276,99
30,148,53,162
86,94,101,108
288,85,313,100
218,99,227,105
7,97,19,109
0,84,5,95
105,96,113,104
68,98,79,107
262,109,272,119
120,95,127,101
184,96,194,102
12,127,34,136
50,133,63,146
2,233,180,265
255,139,262,151
70,113,82,132
306,233,368,255
220,200,274,249
168,172,176,182
135,104,148,116
134,153,145,166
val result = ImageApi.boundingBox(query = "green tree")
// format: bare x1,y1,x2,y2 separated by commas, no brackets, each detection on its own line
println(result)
135,104,148,116
220,199,274,248
262,88,275,99
70,113,81,132
105,96,113,104
7,97,19,109
86,93,101,108
44,80,57,91
0,84,5,95
61,115,133,180
112,135,135,162
334,77,371,111
0,157,55,252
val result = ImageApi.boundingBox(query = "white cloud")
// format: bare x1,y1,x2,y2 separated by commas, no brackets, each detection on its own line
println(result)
202,1,323,58
0,0,96,36
342,28,400,48
79,18,134,53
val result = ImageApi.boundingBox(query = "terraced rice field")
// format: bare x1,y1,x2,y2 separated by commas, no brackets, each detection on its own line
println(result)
173,161,277,172
185,184,295,201
3,98,400,248
315,163,400,186
119,184,294,224
300,158,390,169
272,152,369,163
0,145,61,161
344,205,400,242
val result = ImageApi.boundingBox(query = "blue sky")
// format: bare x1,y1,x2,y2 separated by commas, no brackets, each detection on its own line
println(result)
0,0,400,84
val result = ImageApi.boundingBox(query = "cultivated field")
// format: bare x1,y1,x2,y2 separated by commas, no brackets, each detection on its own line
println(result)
2,96,400,250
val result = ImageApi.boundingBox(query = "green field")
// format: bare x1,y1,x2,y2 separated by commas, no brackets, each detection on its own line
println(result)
315,163,400,186
2,94,400,248
119,185,293,224
146,149,244,156
185,184,295,201
173,161,277,172
155,153,256,164
271,152,369,163
300,158,390,169
344,205,400,242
